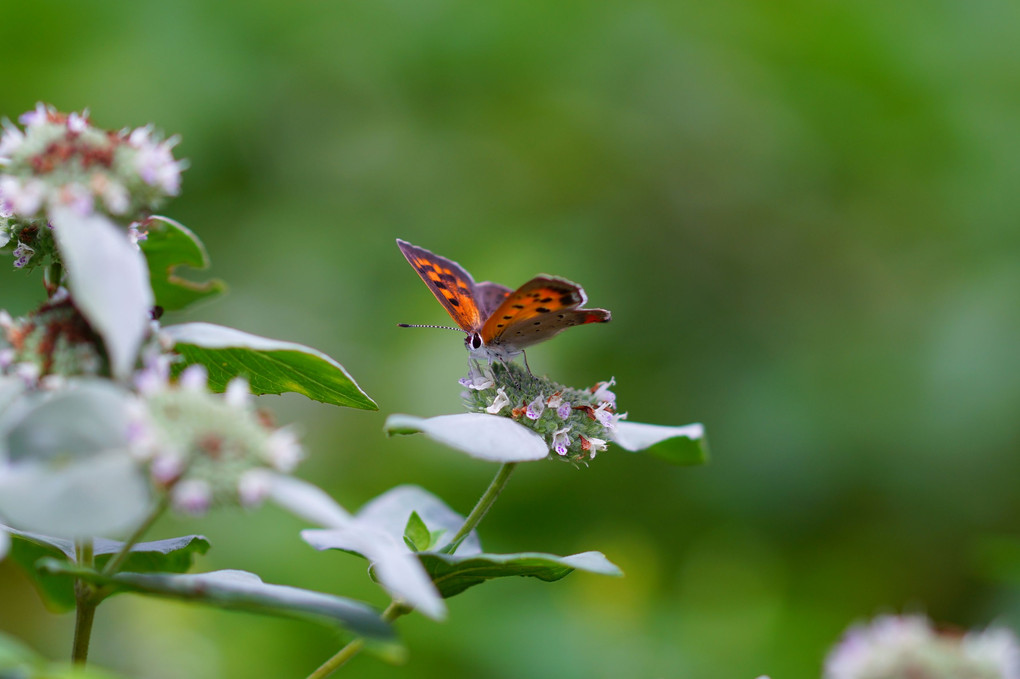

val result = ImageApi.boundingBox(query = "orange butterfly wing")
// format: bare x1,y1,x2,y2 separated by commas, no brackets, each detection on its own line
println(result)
397,239,482,332
480,276,611,349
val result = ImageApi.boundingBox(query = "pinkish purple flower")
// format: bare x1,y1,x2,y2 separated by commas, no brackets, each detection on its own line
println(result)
171,478,212,515
12,242,33,269
66,111,88,134
18,103,51,128
592,377,616,405
551,426,572,456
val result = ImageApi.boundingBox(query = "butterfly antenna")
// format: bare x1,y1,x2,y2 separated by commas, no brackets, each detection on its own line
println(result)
397,323,469,333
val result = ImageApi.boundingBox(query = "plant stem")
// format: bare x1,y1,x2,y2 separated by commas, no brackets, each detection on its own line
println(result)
70,498,168,665
71,540,96,664
101,495,169,577
445,462,517,554
306,602,405,679
305,463,518,678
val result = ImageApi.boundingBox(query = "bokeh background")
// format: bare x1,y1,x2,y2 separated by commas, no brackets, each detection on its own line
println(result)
3,1,1020,677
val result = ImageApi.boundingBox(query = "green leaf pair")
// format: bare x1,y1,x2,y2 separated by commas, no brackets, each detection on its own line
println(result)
305,486,623,603
7,529,210,612
7,529,401,660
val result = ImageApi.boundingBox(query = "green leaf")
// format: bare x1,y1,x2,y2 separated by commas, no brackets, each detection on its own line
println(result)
162,323,377,410
139,216,225,312
37,561,401,661
612,421,709,466
403,511,430,552
418,550,623,599
9,534,76,611
6,529,209,612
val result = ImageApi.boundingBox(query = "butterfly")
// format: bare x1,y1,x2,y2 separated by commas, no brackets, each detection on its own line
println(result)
397,238,611,363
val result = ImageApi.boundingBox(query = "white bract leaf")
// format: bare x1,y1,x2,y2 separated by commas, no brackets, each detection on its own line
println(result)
0,381,151,537
265,473,352,528
0,376,24,414
356,485,481,555
611,421,705,452
294,483,448,620
51,206,153,380
303,524,446,620
0,527,8,561
385,413,548,462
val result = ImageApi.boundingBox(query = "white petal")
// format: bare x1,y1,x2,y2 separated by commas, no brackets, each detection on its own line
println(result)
224,377,251,408
178,364,208,391
266,473,351,528
385,413,548,463
611,421,705,452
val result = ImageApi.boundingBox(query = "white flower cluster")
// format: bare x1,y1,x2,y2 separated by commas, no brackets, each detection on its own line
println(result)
0,103,185,221
130,360,303,516
825,614,1020,679
461,361,622,463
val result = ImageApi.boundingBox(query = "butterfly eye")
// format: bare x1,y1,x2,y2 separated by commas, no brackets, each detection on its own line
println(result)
468,334,483,350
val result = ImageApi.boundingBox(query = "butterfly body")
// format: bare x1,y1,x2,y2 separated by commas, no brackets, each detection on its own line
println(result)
397,239,610,362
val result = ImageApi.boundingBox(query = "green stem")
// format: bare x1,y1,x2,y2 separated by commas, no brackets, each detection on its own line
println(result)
305,463,518,678
44,262,63,295
101,496,169,577
305,602,405,679
444,462,517,554
71,540,96,664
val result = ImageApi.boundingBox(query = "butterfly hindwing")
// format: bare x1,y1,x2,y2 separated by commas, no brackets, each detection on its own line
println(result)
397,239,483,332
475,281,513,319
494,308,612,350
480,276,609,348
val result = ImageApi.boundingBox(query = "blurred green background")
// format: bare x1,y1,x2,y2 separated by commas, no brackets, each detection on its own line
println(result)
3,0,1020,677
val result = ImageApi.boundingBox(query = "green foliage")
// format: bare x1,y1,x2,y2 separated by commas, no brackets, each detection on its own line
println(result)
402,511,431,552
163,323,377,409
138,216,225,311
7,530,209,612
419,550,622,599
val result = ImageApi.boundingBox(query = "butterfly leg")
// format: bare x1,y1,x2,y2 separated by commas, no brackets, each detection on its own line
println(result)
522,350,534,377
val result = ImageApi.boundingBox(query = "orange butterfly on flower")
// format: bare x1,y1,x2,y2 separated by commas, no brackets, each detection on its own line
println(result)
397,239,611,364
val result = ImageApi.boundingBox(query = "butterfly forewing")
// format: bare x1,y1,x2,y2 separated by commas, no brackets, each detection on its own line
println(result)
480,276,608,347
397,239,482,332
